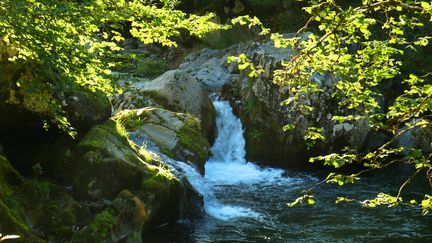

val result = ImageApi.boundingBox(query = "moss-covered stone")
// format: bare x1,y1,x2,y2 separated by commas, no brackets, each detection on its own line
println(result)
3,174,93,243
65,119,185,238
71,208,116,243
0,144,43,242
0,54,111,135
174,116,210,172
66,120,150,200
60,86,112,131
113,108,210,174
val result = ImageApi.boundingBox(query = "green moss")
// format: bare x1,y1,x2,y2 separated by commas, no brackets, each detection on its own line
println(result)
175,116,210,163
21,179,53,201
133,58,169,78
71,209,116,243
0,150,34,241
142,163,178,195
0,200,29,235
78,120,133,155
113,108,152,131
159,147,175,159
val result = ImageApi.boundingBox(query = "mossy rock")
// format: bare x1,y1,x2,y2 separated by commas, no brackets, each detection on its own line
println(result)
114,108,210,174
0,144,43,242
71,208,116,243
66,119,184,237
21,180,87,242
141,69,217,144
0,57,111,135
67,120,153,200
59,85,112,131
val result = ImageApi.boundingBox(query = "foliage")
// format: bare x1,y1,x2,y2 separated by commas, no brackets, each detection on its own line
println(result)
232,0,432,213
0,0,222,136
278,0,432,213
287,194,315,207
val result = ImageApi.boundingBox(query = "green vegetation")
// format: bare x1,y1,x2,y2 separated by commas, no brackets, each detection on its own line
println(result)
71,209,116,243
229,0,432,213
133,58,170,78
2,0,432,241
267,0,431,213
0,0,221,136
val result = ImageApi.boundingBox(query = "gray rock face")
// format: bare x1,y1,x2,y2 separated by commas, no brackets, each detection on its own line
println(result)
140,68,217,143
155,35,374,167
142,70,205,116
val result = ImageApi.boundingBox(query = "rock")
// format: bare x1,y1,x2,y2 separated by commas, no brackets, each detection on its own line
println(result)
58,85,111,131
63,119,187,240
110,190,147,243
114,108,210,174
71,208,116,243
20,180,88,242
142,70,206,114
108,73,154,115
157,34,374,167
395,124,432,156
72,190,151,243
0,143,43,242
222,39,373,166
141,70,216,144
0,42,111,135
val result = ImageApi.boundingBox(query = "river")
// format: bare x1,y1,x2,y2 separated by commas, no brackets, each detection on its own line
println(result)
145,99,432,242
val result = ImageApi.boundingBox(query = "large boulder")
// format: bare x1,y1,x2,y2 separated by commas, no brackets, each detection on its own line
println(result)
0,41,111,135
59,119,201,242
114,108,210,174
141,70,216,143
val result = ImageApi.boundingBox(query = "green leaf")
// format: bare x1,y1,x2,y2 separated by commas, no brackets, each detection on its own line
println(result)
283,124,295,132
238,62,249,70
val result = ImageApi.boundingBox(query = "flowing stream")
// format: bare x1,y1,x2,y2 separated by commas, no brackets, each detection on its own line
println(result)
146,99,432,242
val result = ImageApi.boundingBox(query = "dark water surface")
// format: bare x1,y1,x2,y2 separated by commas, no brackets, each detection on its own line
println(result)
146,168,432,242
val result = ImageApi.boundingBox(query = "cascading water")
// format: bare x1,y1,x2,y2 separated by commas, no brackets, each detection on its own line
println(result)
135,98,295,221
205,100,286,186
144,99,432,242
200,98,299,220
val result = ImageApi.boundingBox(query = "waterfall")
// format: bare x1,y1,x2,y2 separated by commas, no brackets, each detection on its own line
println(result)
201,99,286,220
205,100,285,186
138,98,287,221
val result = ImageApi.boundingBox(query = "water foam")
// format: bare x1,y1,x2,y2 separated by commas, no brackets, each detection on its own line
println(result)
205,100,285,186
136,98,291,221
199,99,291,220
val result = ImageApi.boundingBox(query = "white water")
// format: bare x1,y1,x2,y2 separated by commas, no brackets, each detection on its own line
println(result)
201,99,291,220
136,99,293,221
